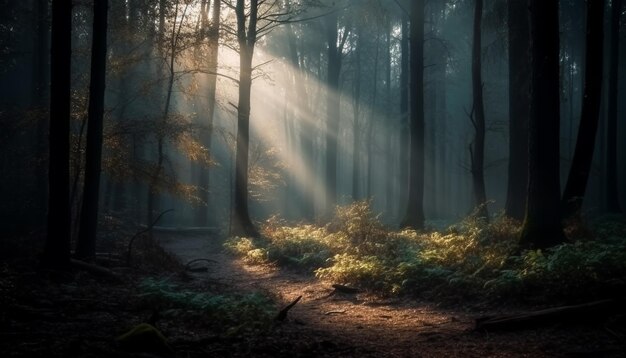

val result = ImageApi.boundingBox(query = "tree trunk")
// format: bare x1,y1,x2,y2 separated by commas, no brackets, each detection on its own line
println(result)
366,35,380,200
76,0,108,260
232,0,258,236
470,0,488,220
195,0,220,226
398,16,409,222
561,0,606,219
384,17,393,217
352,26,362,201
148,0,182,227
42,0,72,269
606,0,622,213
285,15,314,220
34,0,50,228
325,10,341,215
400,0,425,230
504,0,530,221
519,0,566,250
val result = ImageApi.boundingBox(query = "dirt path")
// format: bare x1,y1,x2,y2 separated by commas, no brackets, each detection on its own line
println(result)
157,233,621,357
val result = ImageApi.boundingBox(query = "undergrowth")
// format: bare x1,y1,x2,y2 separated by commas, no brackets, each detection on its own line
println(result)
138,278,275,333
225,201,626,303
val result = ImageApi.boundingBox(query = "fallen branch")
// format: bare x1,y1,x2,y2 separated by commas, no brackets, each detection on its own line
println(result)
126,209,174,266
475,299,620,331
70,259,122,282
275,295,302,321
184,258,218,272
332,284,360,294
324,310,346,315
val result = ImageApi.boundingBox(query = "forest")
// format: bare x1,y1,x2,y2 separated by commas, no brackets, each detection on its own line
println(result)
1,0,626,356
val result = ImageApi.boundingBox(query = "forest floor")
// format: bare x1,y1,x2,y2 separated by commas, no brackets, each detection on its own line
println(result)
157,232,625,357
1,231,624,357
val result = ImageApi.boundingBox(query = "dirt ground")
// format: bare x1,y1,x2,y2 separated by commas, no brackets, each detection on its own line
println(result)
1,232,624,357
157,233,626,357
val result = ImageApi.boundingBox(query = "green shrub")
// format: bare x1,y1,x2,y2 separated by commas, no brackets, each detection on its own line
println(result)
138,278,275,330
224,202,626,303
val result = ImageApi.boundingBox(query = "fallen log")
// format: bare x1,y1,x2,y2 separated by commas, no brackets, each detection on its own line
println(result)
475,299,621,331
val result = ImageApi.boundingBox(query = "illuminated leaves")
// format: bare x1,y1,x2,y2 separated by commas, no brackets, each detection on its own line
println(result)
248,143,286,201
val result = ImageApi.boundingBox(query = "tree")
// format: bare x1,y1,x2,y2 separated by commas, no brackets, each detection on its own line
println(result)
504,0,530,221
232,0,260,236
147,0,190,227
284,3,315,220
606,0,623,213
400,0,425,230
76,0,109,260
519,0,566,250
352,23,363,201
194,0,221,226
561,0,606,219
469,0,488,220
398,15,409,220
42,0,72,268
324,7,349,216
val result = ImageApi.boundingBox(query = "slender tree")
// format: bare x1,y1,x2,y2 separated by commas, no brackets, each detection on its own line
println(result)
352,24,362,201
606,0,622,213
384,15,393,217
398,15,409,220
76,0,109,260
195,0,221,226
324,8,348,215
470,0,488,220
366,33,380,199
504,0,530,221
232,0,260,236
400,0,425,230
33,0,50,226
561,0,606,218
519,0,566,249
42,0,72,268
284,9,315,220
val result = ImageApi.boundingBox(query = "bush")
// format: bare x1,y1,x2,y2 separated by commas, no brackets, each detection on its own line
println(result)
224,202,626,303
138,278,275,331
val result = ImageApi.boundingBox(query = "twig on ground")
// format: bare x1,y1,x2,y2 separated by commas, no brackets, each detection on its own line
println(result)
275,295,302,321
126,209,174,266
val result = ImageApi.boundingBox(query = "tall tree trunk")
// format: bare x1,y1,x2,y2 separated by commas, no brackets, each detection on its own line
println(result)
325,10,341,215
352,26,362,201
232,0,258,236
561,0,606,218
398,16,409,222
401,0,425,230
505,0,530,221
384,17,393,217
76,0,108,260
34,0,50,227
285,16,314,220
606,0,622,213
519,0,566,250
195,0,220,226
366,34,380,200
148,1,186,227
42,0,72,268
470,0,488,220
